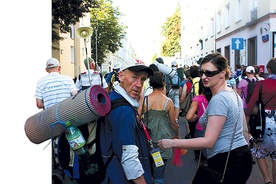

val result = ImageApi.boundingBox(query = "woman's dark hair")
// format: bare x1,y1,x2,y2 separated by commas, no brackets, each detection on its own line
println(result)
253,65,260,74
267,58,276,74
185,69,191,79
198,78,212,102
241,66,247,77
190,65,199,78
200,52,230,80
149,71,165,89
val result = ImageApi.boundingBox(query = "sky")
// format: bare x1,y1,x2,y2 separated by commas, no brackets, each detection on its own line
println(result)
112,0,180,64
0,1,179,183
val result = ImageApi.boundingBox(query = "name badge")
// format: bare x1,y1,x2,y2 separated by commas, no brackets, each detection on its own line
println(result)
151,148,164,167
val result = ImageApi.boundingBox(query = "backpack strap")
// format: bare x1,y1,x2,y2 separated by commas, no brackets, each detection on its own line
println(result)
191,81,199,95
78,74,82,89
86,97,131,151
163,98,170,110
86,98,132,174
258,81,265,136
99,73,103,87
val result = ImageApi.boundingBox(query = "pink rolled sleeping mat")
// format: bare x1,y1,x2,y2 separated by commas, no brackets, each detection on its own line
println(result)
25,85,111,144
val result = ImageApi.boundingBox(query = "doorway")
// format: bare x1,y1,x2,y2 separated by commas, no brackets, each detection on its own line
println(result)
248,36,257,66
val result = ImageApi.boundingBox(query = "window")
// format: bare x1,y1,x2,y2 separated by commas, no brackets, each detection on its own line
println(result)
216,11,221,33
235,0,242,22
210,17,214,37
247,0,258,24
70,46,74,63
225,4,230,28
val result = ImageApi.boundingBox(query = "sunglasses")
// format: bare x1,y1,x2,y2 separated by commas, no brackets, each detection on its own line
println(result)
198,69,221,77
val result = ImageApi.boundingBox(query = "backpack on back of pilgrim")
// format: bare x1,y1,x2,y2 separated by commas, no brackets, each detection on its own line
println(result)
247,80,265,142
179,81,198,117
169,69,181,89
52,98,131,184
245,77,259,104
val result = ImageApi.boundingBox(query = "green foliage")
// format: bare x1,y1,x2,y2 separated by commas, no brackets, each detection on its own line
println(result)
152,53,158,63
90,0,126,66
160,5,181,57
52,0,98,45
52,0,126,66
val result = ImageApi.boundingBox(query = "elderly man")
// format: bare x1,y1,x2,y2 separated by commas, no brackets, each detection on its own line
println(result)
35,57,77,109
100,61,154,184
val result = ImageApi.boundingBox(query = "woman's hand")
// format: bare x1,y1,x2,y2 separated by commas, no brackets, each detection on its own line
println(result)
190,114,198,122
158,139,174,149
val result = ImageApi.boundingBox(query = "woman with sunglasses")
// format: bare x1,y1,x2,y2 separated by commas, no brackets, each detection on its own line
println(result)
158,52,252,184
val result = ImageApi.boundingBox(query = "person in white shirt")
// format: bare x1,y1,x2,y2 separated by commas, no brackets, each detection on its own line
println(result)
75,57,108,91
35,58,77,109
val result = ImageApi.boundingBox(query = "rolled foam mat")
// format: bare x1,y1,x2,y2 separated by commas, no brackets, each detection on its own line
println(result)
152,61,176,78
25,85,111,144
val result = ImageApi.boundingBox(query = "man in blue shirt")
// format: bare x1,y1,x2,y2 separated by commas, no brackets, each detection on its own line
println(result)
100,61,154,184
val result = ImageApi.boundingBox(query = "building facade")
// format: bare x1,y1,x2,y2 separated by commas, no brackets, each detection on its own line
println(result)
52,13,91,79
52,12,136,78
180,0,276,75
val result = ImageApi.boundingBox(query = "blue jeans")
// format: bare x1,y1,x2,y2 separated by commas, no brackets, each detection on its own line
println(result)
152,159,167,184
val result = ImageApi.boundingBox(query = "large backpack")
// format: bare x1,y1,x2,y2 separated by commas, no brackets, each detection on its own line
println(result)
78,73,103,91
248,81,265,142
177,67,184,82
169,69,181,89
245,77,259,104
179,81,198,117
53,98,130,184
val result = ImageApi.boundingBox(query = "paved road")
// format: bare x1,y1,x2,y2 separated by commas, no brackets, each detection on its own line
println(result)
163,117,268,184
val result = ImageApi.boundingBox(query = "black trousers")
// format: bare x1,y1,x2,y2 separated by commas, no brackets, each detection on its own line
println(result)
208,145,253,184
188,120,196,138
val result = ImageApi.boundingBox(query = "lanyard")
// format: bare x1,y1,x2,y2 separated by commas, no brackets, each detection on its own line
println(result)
139,118,154,150
140,119,151,141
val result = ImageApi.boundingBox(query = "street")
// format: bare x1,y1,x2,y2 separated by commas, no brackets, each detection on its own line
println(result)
163,117,269,184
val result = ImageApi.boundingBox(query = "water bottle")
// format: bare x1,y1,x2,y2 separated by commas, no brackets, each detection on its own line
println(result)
64,121,87,156
64,121,97,175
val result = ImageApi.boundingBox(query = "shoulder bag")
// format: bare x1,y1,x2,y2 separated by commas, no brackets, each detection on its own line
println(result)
192,92,240,184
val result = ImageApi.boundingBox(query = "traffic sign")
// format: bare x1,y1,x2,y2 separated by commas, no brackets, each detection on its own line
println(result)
232,38,244,50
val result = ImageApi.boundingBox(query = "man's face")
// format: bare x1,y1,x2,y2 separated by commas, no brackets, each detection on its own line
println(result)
90,61,96,70
119,69,148,99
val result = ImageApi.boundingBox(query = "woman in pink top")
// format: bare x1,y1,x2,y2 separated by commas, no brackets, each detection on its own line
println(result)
186,78,212,164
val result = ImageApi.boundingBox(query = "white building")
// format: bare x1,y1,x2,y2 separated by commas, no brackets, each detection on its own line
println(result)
180,0,276,75
101,36,136,75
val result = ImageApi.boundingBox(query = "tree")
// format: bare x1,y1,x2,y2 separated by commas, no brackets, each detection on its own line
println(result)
90,0,126,66
52,0,99,47
160,5,181,57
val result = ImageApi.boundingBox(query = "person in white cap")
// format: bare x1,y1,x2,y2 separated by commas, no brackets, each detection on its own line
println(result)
100,60,154,184
237,65,258,110
34,58,77,110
